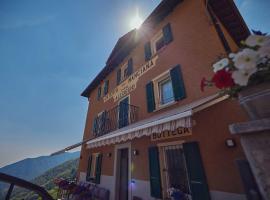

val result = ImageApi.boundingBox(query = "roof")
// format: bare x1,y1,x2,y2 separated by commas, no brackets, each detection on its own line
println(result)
209,0,250,45
81,0,183,97
81,0,250,98
106,29,136,66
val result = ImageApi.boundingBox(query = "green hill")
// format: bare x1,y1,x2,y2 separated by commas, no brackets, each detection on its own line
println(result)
0,152,80,181
10,158,79,200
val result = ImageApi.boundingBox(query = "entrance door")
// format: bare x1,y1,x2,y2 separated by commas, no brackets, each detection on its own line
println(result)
117,148,129,200
160,144,191,199
119,97,129,128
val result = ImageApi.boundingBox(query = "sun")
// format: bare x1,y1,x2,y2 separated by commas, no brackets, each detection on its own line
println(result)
129,8,143,29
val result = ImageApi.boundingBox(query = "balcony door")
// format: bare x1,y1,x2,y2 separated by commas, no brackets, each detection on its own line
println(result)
119,96,129,128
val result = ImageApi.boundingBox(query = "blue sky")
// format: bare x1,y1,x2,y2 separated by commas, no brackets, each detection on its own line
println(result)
0,0,269,167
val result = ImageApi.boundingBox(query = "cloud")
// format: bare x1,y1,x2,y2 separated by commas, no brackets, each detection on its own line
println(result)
0,13,55,30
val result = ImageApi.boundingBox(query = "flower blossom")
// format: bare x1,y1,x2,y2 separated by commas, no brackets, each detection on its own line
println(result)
245,35,270,47
213,58,229,72
211,69,235,89
229,53,236,59
258,44,270,59
232,48,259,72
232,68,257,86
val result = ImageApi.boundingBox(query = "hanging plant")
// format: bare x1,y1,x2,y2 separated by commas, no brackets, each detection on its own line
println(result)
201,31,270,97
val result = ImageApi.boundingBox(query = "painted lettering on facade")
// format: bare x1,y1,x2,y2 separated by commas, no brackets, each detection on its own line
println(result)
151,127,192,141
103,55,158,102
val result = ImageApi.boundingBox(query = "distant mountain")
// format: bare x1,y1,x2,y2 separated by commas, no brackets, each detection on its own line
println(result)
11,158,79,200
0,151,80,198
0,151,80,181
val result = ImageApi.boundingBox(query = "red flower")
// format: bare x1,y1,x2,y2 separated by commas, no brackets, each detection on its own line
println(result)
211,69,234,89
200,78,207,92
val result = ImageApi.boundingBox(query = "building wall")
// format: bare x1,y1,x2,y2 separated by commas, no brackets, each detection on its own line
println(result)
131,99,246,193
79,0,248,198
79,0,240,166
79,99,248,200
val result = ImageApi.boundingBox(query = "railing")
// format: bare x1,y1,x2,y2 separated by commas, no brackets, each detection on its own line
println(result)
93,103,139,137
0,172,54,200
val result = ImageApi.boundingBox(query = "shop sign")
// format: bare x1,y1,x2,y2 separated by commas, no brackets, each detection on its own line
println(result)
103,55,158,102
151,127,192,141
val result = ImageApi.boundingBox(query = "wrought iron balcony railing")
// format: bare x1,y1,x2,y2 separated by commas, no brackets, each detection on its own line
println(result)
93,103,139,137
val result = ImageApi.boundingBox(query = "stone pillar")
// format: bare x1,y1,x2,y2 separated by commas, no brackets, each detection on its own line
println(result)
230,118,270,200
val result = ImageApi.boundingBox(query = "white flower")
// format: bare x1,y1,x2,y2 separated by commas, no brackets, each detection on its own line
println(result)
245,35,270,47
258,45,270,58
232,48,259,72
213,58,229,72
232,68,257,86
229,53,236,58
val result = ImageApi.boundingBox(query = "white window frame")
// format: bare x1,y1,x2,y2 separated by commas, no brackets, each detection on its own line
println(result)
151,30,165,55
158,76,174,105
152,70,175,110
118,61,129,83
88,152,100,181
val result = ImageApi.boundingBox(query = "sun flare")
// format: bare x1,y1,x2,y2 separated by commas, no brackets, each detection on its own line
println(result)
129,8,143,29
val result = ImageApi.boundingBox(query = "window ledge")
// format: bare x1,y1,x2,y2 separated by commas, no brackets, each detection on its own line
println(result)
154,100,177,112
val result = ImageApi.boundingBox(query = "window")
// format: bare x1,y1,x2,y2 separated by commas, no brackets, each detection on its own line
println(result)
103,80,109,95
155,36,165,52
97,86,102,100
97,80,109,99
116,58,133,85
159,144,191,199
158,77,174,105
154,73,175,107
144,23,173,61
86,153,102,184
89,154,98,179
93,111,107,137
123,64,129,80
152,32,165,54
146,65,186,112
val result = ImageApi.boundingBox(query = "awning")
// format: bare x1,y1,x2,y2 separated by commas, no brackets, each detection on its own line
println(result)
86,93,228,149
87,111,192,148
50,93,228,155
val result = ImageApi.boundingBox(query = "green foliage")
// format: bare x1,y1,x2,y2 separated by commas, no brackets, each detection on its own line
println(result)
0,152,80,182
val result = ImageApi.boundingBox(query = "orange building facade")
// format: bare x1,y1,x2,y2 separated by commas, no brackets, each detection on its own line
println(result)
78,0,251,199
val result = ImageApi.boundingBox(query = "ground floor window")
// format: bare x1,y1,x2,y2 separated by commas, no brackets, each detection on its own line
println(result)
90,154,98,178
160,144,191,199
86,153,102,184
148,141,211,200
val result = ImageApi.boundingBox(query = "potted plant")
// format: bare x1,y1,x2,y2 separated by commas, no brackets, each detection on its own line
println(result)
168,187,188,200
201,31,270,120
201,31,270,200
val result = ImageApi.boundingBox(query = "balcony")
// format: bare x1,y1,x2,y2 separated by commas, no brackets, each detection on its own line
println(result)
93,103,139,137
